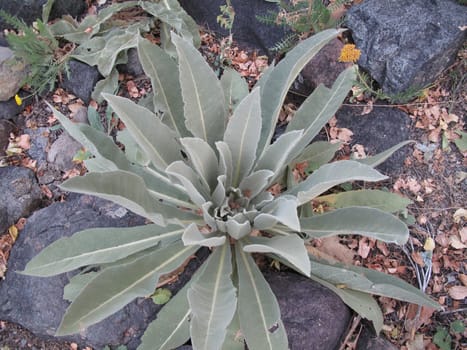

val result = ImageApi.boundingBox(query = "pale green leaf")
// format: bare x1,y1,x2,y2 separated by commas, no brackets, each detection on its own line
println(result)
221,311,245,350
244,235,310,277
137,37,188,137
287,160,388,205
180,137,219,191
63,272,98,303
103,93,181,171
308,258,440,309
152,288,172,305
255,130,303,179
91,67,119,103
292,141,341,172
216,141,234,190
239,170,275,201
117,129,150,166
56,242,198,335
357,141,414,168
224,88,262,187
316,190,412,213
286,67,356,157
254,195,300,232
226,215,252,240
172,33,226,147
300,206,409,244
221,68,249,113
22,225,184,276
309,275,384,333
235,242,288,350
182,223,226,247
188,242,237,350
166,161,209,206
257,29,344,158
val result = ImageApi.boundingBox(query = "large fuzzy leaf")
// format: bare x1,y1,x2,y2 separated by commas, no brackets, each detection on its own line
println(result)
221,68,249,113
137,37,188,137
22,225,184,276
56,242,198,335
257,29,344,158
358,140,414,168
221,312,245,350
316,190,412,213
188,242,237,350
166,161,209,206
239,170,275,201
300,206,409,244
243,236,310,277
63,272,98,303
254,195,300,232
172,33,226,147
103,93,181,171
226,214,252,240
180,137,219,191
182,223,226,247
60,171,198,226
216,141,234,190
255,130,303,179
235,243,288,350
224,88,262,187
291,141,341,172
286,67,356,157
309,275,384,333
308,258,440,309
287,160,388,205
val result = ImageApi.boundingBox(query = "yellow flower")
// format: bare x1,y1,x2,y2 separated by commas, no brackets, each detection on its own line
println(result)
339,44,361,63
14,94,22,106
423,237,435,251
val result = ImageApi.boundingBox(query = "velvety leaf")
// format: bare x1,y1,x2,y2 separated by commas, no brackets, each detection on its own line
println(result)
138,278,193,350
137,37,188,137
22,225,184,276
166,161,209,206
235,242,289,350
221,312,245,350
180,137,219,191
239,170,275,201
358,141,414,168
91,67,119,103
286,67,356,156
292,141,341,172
117,129,150,167
63,272,98,302
308,258,441,309
103,93,181,171
188,242,237,350
172,33,226,147
254,195,300,232
216,141,234,189
255,130,303,179
316,190,412,213
287,160,387,205
257,29,344,158
224,88,262,187
212,175,227,207
243,235,310,276
56,242,198,335
310,275,384,333
300,206,409,244
226,215,252,240
221,68,249,113
182,223,226,247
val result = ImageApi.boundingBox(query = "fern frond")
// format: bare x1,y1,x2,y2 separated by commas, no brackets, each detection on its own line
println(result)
270,33,299,54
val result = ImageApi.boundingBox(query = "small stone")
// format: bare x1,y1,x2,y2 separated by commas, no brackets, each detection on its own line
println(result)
47,132,83,171
61,60,101,104
0,50,28,101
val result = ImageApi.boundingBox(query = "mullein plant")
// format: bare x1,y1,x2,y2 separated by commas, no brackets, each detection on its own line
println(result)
22,29,439,349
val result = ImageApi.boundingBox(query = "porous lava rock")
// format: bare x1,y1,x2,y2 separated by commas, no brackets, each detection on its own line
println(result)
0,166,42,234
335,104,411,175
345,0,467,96
61,59,101,104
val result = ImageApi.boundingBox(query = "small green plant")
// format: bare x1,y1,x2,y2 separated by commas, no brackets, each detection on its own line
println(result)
433,320,465,350
257,0,349,53
22,29,439,349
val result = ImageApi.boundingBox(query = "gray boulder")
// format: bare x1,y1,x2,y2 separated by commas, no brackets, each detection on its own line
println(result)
335,104,411,175
0,47,28,101
345,0,467,96
179,0,289,55
61,59,101,104
0,166,42,233
0,119,14,156
0,0,86,30
47,132,82,171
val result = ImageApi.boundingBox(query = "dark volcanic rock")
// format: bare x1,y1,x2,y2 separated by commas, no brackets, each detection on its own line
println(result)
0,0,86,30
345,0,467,97
335,105,411,175
264,270,351,350
357,325,398,350
179,0,289,55
0,195,205,349
0,119,14,156
61,59,101,104
0,166,42,233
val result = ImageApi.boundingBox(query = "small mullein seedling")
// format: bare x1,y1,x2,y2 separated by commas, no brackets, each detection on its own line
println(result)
22,29,440,349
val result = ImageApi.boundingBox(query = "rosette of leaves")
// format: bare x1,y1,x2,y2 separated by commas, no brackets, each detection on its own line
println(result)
22,29,439,349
